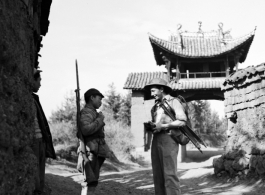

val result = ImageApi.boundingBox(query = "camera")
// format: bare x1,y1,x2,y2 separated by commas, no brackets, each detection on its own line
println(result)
144,121,156,132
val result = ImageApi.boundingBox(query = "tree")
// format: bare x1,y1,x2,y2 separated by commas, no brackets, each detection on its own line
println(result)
188,100,227,147
118,92,131,126
102,83,131,126
103,83,121,120
49,91,84,124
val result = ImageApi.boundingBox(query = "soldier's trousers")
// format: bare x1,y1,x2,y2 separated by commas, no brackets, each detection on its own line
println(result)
151,132,181,195
81,153,105,188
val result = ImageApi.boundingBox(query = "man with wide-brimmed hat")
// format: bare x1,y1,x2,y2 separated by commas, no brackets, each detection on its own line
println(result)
144,78,188,195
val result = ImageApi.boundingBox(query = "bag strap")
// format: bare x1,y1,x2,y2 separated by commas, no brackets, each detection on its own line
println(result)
165,96,190,123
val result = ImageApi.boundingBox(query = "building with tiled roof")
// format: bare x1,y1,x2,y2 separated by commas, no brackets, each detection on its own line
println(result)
148,23,255,82
124,72,225,101
149,29,255,64
124,23,256,152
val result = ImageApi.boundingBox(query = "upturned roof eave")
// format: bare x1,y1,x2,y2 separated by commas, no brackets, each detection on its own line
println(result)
149,31,255,65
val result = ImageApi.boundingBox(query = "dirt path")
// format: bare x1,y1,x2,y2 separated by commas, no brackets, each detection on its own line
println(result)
45,157,265,195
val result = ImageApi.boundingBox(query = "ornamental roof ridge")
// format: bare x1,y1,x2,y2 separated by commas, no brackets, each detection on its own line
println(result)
148,27,256,42
224,28,256,43
148,26,255,61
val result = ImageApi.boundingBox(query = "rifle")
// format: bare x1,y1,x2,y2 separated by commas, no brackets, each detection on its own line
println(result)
75,60,97,182
157,100,207,153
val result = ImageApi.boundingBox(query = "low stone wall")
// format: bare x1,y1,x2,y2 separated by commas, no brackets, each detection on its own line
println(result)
213,63,265,178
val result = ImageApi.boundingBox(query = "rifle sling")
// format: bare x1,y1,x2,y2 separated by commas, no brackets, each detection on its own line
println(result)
159,101,205,150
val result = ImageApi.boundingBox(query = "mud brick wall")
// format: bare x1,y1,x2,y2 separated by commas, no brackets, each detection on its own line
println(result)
213,63,265,177
0,0,52,194
131,91,154,147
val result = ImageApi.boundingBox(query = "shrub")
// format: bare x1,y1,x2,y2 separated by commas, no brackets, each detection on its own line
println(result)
102,106,135,162
49,121,77,145
104,121,135,162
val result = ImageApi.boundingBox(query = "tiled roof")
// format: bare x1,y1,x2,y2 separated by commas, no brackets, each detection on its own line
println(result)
123,72,225,90
123,72,168,90
170,78,225,90
149,30,255,65
222,63,265,91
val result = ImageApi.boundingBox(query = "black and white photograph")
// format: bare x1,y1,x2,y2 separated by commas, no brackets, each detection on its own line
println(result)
1,0,265,194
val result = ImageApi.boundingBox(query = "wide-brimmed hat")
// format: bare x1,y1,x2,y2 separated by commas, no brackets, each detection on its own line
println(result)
144,78,172,94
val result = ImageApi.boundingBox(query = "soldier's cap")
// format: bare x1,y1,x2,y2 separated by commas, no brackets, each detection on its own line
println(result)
84,88,104,99
144,78,172,94
34,68,42,75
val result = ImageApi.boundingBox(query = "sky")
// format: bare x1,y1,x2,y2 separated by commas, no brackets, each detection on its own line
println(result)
38,0,265,118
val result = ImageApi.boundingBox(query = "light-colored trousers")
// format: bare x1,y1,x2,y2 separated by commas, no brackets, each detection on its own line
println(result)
151,132,181,195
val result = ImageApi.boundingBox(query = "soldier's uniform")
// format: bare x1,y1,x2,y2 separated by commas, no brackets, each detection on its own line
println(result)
78,88,111,195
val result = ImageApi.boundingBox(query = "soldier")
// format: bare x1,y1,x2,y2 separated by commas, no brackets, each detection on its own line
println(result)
32,68,56,195
79,88,110,195
144,78,188,195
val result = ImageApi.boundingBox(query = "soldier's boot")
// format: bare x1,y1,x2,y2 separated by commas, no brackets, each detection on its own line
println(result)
81,186,96,195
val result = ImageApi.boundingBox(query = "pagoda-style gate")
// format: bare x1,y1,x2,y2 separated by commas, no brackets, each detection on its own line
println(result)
124,22,255,161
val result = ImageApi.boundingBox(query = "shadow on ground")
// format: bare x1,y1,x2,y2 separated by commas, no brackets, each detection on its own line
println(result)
178,166,265,195
46,153,265,195
46,173,81,195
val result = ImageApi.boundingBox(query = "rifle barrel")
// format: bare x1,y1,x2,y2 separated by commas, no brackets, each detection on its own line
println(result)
75,60,88,160
75,60,80,92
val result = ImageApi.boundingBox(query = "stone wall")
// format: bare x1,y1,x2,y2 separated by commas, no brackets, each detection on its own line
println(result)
213,63,265,177
0,0,52,194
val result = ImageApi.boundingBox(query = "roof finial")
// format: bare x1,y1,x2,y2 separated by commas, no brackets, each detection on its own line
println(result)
177,23,182,31
168,23,183,49
218,22,232,45
218,22,223,30
197,21,204,36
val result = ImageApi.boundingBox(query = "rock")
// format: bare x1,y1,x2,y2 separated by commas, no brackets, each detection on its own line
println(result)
213,157,225,174
217,173,222,177
232,156,249,171
225,151,238,160
260,149,265,155
224,160,235,176
252,147,260,155
225,150,245,160
256,156,265,175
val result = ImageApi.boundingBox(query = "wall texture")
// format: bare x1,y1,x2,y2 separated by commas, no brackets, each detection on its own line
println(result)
131,91,153,147
0,0,52,194
213,63,265,177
